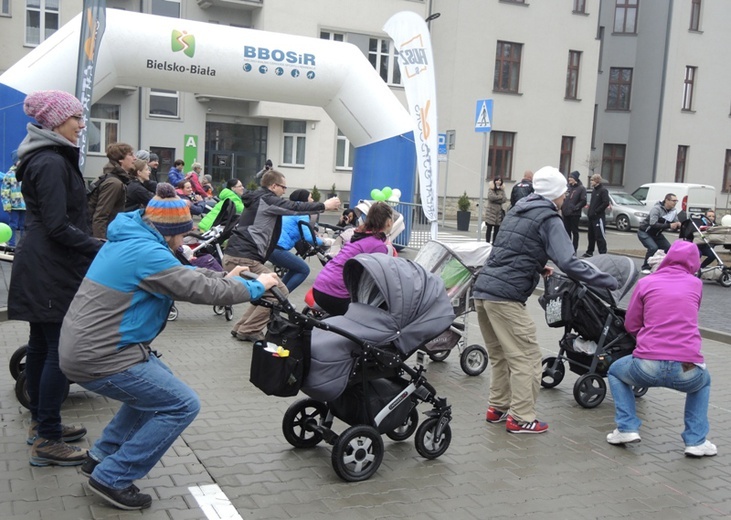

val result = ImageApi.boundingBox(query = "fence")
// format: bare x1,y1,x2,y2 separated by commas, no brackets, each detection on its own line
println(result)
387,200,433,250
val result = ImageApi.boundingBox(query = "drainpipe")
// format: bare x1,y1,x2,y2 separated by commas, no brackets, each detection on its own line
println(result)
652,0,674,183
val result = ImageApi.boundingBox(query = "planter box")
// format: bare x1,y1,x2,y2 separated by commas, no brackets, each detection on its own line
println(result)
456,211,471,231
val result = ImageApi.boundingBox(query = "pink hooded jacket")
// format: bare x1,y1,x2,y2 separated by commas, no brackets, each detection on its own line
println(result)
625,240,704,363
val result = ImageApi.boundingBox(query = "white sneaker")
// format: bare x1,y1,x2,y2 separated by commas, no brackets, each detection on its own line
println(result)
684,440,717,457
641,268,651,275
606,429,641,445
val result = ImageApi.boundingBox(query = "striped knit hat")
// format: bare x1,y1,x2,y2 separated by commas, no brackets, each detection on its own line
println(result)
144,183,193,236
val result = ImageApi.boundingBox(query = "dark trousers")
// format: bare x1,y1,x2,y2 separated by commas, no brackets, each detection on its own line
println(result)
485,224,500,244
26,322,66,440
312,288,350,316
637,229,671,266
563,215,580,252
698,243,717,269
586,216,607,255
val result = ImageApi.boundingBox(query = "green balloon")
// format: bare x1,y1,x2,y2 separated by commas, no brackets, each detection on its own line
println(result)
382,186,393,200
0,222,11,243
371,189,384,200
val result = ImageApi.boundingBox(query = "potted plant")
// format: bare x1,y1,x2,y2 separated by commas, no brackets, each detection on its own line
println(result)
311,185,321,202
457,192,471,231
328,183,338,199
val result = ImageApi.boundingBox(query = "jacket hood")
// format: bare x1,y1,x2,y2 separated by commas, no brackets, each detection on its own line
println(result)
16,124,78,181
242,186,268,206
106,210,168,248
513,193,557,214
657,240,700,275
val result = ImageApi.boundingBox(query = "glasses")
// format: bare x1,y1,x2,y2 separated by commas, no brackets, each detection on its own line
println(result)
668,199,678,203
276,183,288,190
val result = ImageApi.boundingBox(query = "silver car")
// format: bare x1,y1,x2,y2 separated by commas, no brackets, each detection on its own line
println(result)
580,190,649,232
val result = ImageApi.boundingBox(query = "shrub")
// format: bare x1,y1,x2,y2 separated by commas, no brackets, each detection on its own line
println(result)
458,192,471,212
311,185,321,202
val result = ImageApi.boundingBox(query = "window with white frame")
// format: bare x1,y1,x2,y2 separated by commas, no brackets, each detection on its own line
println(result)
336,129,354,169
320,30,344,42
682,66,696,111
368,37,401,86
151,0,180,18
25,0,58,46
283,120,306,166
1,0,11,16
149,89,180,118
87,104,119,155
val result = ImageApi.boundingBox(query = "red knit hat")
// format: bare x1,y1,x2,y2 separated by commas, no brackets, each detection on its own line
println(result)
23,90,83,130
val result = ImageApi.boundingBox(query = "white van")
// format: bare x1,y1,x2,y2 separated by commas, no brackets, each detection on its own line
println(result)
631,183,716,215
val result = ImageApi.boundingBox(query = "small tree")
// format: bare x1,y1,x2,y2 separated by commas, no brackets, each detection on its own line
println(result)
246,180,258,191
458,192,471,212
329,183,337,197
311,185,321,202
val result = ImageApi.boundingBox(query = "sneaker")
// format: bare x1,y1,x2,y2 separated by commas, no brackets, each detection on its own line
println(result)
606,429,641,445
582,252,593,258
640,266,651,275
27,422,87,445
505,415,549,434
30,438,88,467
80,455,100,477
684,440,717,457
485,406,509,423
235,332,265,342
88,477,152,511
230,330,238,338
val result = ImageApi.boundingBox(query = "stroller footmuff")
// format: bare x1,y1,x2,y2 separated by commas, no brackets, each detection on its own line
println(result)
538,254,646,408
250,254,456,481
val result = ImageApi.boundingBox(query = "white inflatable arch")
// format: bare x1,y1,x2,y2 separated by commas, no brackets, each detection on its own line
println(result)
0,9,416,204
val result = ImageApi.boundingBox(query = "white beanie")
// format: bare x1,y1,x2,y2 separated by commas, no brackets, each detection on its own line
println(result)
533,166,567,201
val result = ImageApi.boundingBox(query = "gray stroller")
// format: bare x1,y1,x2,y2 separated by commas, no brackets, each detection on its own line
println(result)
250,254,456,482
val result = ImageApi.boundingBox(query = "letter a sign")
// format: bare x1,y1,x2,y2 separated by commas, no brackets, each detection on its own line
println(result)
475,99,493,133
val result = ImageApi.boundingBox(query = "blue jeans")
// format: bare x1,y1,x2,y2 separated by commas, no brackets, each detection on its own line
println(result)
637,229,671,266
269,247,310,292
607,356,711,446
79,355,200,489
26,322,67,440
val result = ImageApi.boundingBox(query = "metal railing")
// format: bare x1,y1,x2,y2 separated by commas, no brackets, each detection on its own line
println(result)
387,200,433,250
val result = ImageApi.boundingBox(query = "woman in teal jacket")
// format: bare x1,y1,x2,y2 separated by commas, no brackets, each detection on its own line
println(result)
197,178,244,232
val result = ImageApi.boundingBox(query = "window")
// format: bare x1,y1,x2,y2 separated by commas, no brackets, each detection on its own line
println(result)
368,38,401,85
566,51,581,99
614,0,639,34
675,146,688,183
682,66,696,111
493,41,522,93
1,0,10,16
320,31,344,42
25,0,59,46
335,129,354,169
283,120,306,166
87,104,119,155
607,67,633,110
149,89,179,118
690,0,701,31
573,0,587,13
487,131,515,180
724,149,731,193
151,0,180,18
559,136,574,174
601,144,626,185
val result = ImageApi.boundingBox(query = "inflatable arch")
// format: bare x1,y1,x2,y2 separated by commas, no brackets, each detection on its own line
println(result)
0,8,416,204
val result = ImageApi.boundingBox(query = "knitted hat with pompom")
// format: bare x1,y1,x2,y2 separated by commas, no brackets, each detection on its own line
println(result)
144,183,193,236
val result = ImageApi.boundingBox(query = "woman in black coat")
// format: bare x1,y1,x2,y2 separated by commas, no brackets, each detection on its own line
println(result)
9,90,102,467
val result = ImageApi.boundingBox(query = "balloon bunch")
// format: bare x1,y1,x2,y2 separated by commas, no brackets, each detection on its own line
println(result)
370,186,402,202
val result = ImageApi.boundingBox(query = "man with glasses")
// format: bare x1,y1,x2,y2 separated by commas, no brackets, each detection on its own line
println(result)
223,169,340,342
637,193,681,274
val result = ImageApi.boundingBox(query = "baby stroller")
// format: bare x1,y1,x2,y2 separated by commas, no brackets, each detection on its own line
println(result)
538,255,645,408
249,254,456,482
413,240,492,376
272,220,342,280
679,216,731,288
168,198,239,321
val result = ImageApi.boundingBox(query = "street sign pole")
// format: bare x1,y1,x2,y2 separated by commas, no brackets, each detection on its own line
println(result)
474,99,493,241
477,132,487,240
441,152,450,227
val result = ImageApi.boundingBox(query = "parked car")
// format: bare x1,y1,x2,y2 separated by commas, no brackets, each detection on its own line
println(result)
631,182,716,215
580,190,649,232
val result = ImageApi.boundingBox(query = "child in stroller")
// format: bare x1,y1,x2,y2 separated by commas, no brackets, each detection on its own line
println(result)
679,212,731,287
539,254,646,408
249,253,456,482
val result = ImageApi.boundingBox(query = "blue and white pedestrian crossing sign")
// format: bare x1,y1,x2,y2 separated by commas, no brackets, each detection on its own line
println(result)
475,99,493,133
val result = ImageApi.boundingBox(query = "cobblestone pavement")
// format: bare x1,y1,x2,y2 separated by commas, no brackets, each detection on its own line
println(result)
2,250,731,519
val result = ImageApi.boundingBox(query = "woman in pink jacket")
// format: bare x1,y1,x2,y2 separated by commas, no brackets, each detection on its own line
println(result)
606,240,716,457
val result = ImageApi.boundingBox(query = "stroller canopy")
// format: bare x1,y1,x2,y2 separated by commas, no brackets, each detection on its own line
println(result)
583,254,638,305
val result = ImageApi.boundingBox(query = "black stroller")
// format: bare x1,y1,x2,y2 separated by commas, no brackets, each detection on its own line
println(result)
249,254,456,482
538,255,646,408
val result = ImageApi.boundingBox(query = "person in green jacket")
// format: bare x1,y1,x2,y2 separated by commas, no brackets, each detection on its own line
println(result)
197,178,244,232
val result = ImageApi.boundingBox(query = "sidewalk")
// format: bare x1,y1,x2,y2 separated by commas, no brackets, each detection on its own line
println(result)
1,255,731,519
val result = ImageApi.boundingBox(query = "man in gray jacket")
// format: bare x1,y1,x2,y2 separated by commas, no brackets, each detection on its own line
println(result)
474,166,618,435
637,193,681,274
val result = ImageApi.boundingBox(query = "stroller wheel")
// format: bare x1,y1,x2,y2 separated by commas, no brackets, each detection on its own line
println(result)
573,374,607,408
427,349,451,362
540,357,565,389
460,345,488,376
212,305,224,315
16,371,70,410
282,399,328,449
415,417,452,460
225,306,233,321
719,270,731,288
331,425,384,482
9,344,28,381
386,407,419,442
632,386,648,398
167,305,179,321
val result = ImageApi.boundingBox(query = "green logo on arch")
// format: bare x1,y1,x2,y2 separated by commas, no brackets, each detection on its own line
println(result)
172,30,195,58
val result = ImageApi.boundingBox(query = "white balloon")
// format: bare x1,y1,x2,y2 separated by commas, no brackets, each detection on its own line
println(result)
392,188,401,199
722,214,731,227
